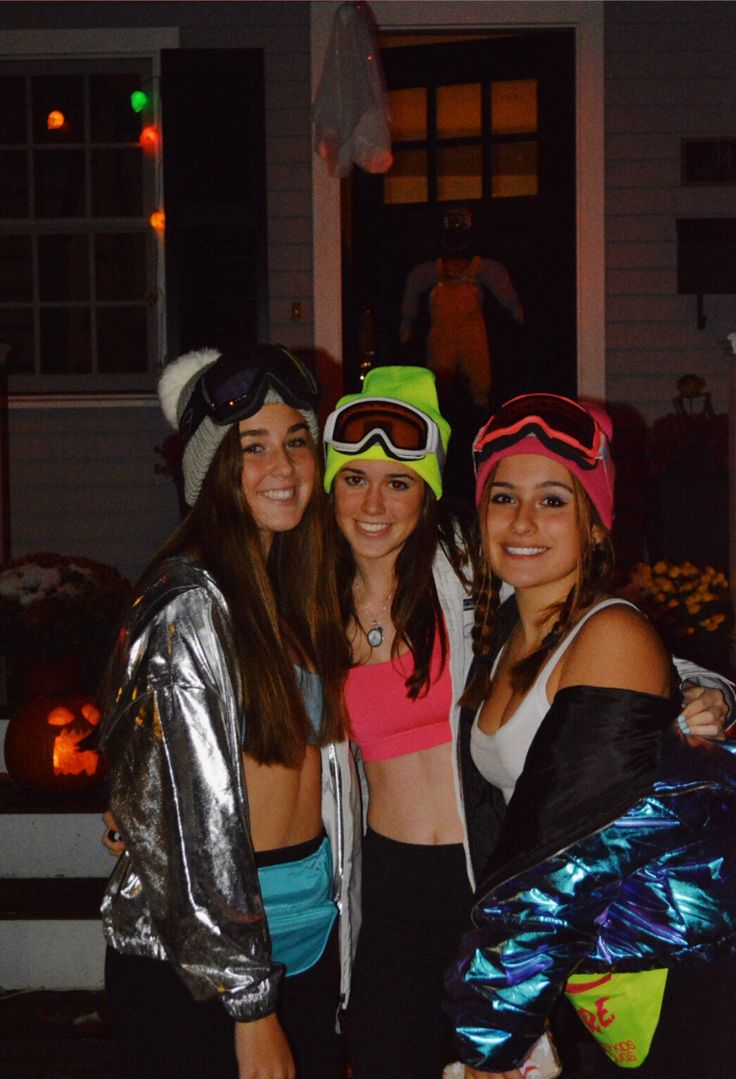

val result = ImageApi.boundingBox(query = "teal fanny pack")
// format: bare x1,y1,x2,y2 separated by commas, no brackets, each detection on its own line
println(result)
258,835,337,977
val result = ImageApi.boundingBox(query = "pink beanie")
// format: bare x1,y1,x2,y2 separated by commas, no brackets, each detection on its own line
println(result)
473,395,616,529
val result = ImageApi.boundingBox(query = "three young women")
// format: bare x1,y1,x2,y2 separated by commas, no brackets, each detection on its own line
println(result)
98,345,359,1079
445,394,736,1078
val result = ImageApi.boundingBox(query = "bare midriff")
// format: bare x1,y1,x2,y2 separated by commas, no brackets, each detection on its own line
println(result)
243,743,323,852
363,740,464,845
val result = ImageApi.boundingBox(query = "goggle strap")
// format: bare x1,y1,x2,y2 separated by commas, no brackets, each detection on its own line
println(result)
474,416,602,470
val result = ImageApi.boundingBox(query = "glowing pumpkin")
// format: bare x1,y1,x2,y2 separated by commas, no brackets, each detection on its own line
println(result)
4,695,106,794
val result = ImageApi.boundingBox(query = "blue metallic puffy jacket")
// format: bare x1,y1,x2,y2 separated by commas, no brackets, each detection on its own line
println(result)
445,680,736,1073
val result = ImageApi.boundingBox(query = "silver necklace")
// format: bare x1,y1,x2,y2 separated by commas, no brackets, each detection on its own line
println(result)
355,579,393,649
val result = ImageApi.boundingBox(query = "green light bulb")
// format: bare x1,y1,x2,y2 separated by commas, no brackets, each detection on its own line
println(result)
130,90,148,114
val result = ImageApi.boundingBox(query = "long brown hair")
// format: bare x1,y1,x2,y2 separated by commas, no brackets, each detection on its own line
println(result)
334,490,475,700
461,468,615,709
150,424,349,766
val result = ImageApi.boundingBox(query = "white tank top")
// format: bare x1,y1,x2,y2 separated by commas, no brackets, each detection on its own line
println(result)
470,599,636,803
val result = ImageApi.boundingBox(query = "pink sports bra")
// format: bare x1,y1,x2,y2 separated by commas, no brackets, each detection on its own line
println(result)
345,627,452,762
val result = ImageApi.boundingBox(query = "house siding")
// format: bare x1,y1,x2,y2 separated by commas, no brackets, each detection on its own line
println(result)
605,0,736,424
8,405,178,585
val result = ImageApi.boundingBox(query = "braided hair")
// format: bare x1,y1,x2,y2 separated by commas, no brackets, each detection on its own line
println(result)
461,469,615,710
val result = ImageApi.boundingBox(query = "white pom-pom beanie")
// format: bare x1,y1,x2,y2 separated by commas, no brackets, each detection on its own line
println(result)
158,346,320,507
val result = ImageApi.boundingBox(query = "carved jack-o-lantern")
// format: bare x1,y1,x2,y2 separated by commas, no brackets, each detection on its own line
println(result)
4,694,106,794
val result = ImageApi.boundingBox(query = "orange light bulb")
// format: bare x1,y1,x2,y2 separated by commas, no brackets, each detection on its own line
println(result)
149,210,165,231
47,110,65,131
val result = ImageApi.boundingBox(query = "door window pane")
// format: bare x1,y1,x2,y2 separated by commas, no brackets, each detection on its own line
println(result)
0,236,32,301
437,83,481,138
492,141,538,197
491,79,537,135
384,148,427,204
0,151,29,217
0,77,27,144
95,233,146,300
389,87,426,141
40,308,92,372
97,307,148,372
39,234,89,301
91,148,143,216
438,144,482,201
35,149,86,216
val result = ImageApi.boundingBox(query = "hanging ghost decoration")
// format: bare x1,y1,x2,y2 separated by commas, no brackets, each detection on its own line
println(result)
313,1,393,178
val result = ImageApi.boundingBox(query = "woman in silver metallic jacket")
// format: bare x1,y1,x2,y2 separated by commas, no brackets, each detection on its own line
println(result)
445,393,736,1078
98,345,359,1079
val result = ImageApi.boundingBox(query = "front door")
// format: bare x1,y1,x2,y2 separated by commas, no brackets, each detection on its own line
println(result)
345,30,576,500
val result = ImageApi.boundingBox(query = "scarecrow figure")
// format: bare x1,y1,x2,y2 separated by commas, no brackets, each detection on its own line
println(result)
400,205,524,407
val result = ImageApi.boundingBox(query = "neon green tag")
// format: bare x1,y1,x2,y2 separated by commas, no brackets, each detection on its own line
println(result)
564,969,668,1068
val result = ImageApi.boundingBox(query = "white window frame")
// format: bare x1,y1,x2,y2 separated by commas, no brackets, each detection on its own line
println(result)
0,27,179,408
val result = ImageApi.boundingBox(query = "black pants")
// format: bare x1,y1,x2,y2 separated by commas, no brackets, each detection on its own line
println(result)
586,953,736,1077
105,926,343,1079
346,828,474,1079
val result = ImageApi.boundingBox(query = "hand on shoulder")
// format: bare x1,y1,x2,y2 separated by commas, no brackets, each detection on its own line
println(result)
558,601,671,699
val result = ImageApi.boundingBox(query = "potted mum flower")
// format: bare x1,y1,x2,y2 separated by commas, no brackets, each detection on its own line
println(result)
619,560,733,677
0,552,131,702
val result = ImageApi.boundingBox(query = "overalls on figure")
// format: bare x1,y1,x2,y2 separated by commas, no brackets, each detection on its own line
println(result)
428,256,490,406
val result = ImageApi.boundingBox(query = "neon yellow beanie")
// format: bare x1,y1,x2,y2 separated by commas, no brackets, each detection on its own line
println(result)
323,366,451,499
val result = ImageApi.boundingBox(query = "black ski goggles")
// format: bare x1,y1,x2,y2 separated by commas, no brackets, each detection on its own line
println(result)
323,397,445,469
473,393,604,473
179,345,319,443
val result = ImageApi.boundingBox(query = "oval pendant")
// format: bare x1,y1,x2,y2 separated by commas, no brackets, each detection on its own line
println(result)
367,625,384,648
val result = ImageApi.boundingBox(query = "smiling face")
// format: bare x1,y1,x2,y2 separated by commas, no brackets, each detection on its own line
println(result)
483,453,586,604
333,457,425,569
238,403,316,548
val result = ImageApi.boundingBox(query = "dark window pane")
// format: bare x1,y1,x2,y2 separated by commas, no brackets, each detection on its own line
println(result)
91,149,142,216
35,149,86,216
95,233,146,300
32,75,84,144
90,74,141,143
40,307,91,372
438,144,482,202
0,77,27,144
97,307,147,372
492,141,538,197
39,234,89,301
0,150,29,217
682,138,736,184
0,235,32,301
0,310,34,372
384,148,427,205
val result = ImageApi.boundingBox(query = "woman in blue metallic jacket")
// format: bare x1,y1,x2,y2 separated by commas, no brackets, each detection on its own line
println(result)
445,393,736,1077
98,345,359,1079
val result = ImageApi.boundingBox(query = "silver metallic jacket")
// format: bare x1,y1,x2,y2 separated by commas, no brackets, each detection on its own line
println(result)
99,556,361,1021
